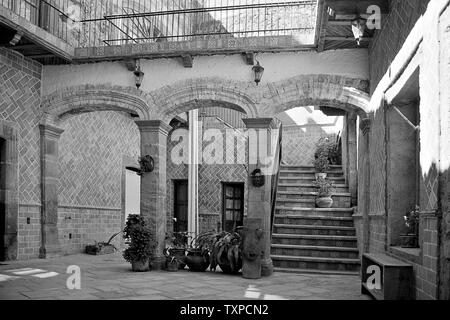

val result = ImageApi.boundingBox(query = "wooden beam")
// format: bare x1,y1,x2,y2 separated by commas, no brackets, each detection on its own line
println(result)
181,54,193,68
325,36,371,42
244,52,255,65
317,0,328,52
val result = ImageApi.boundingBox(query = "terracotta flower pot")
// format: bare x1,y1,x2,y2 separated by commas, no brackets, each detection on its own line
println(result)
316,196,333,208
166,258,179,272
131,259,150,272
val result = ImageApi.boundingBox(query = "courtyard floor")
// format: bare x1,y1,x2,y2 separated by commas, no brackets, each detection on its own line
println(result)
0,253,370,300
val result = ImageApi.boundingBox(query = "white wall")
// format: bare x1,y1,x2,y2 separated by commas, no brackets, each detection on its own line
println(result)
42,49,369,96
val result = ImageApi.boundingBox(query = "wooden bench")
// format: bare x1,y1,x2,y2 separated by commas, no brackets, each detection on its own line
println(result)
361,253,413,300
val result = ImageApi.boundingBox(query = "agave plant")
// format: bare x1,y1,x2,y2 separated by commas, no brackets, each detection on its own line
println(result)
209,229,243,274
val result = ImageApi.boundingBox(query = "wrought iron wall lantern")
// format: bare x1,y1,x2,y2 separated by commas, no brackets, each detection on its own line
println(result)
250,169,265,187
133,60,145,89
138,155,154,175
252,60,265,86
351,17,367,46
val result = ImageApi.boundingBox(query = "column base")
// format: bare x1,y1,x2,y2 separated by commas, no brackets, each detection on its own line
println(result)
39,244,62,259
150,255,166,270
261,257,274,277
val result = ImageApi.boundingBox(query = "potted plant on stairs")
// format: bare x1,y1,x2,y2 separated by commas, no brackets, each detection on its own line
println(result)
314,138,332,179
313,177,334,208
123,214,156,272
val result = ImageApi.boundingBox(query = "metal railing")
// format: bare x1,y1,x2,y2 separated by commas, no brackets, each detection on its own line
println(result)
1,0,76,45
270,121,282,235
79,0,318,47
2,0,318,48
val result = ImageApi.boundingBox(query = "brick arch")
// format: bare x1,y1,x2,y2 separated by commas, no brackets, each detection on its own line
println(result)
149,78,259,123
259,74,370,119
41,85,152,122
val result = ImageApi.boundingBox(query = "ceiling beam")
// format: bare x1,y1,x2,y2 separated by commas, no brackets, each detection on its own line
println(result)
181,54,193,68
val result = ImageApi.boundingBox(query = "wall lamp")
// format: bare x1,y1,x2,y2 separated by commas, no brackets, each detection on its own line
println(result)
351,16,367,46
252,60,265,86
133,59,145,89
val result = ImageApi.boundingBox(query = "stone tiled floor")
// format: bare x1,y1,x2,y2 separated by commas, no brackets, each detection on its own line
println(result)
0,253,370,300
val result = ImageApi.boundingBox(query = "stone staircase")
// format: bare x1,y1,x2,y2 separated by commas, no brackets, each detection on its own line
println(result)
271,165,360,275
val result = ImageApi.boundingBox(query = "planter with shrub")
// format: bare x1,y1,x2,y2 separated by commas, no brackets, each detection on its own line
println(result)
123,214,156,272
313,177,334,208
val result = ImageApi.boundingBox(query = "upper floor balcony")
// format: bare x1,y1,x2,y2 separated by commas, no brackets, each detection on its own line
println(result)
0,0,389,65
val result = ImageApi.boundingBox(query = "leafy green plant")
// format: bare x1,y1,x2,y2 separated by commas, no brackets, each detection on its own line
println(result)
313,177,334,197
209,230,242,273
404,205,420,235
123,214,155,263
314,154,330,173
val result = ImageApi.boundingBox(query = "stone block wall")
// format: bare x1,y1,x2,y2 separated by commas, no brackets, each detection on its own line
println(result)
0,48,42,260
356,0,448,299
369,0,430,92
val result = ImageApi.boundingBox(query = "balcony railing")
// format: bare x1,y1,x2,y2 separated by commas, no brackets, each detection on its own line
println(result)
78,0,318,47
1,0,75,45
1,0,319,49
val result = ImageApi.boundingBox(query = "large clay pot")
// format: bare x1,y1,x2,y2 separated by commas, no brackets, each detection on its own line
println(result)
131,259,150,272
316,196,333,208
185,249,210,272
169,248,186,269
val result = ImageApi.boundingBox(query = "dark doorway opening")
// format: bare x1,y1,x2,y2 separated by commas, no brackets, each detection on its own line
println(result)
222,183,244,232
174,180,188,232
0,138,6,261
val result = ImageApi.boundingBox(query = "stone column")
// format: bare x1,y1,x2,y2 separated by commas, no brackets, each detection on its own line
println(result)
135,120,171,270
347,113,358,206
360,118,371,254
242,118,277,277
188,110,199,236
39,123,64,259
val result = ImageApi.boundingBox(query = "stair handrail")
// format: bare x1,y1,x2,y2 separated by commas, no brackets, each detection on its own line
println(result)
270,121,283,236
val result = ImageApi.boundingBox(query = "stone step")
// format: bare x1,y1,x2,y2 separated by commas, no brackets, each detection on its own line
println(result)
276,199,316,208
274,267,359,276
272,234,358,248
276,195,351,208
274,215,355,227
281,165,343,172
275,208,354,218
279,176,346,184
271,244,359,259
273,224,356,236
272,255,360,272
279,171,344,178
278,183,348,193
277,191,351,199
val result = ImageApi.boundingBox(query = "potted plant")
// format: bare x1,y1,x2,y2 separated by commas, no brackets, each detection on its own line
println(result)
314,154,330,179
185,231,213,272
313,177,334,208
164,231,190,269
209,229,243,274
314,138,331,179
85,231,121,255
400,206,420,248
123,214,155,272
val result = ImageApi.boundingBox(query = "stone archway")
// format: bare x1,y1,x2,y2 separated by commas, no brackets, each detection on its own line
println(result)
257,74,370,119
149,78,259,123
41,84,153,122
0,121,18,261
